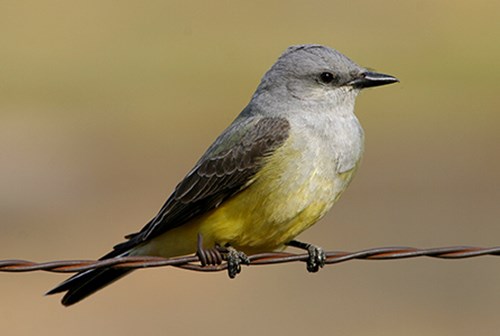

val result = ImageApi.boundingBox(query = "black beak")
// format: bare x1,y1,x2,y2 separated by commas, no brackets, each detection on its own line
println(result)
349,71,399,89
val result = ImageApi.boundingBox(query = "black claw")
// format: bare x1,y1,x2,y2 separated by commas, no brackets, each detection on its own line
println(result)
306,244,325,273
286,240,325,273
224,246,250,279
196,234,249,278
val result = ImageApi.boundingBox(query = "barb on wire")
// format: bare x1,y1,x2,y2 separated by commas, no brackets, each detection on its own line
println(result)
1,246,499,274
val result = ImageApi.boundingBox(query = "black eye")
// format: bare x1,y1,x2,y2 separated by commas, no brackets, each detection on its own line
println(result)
319,72,335,84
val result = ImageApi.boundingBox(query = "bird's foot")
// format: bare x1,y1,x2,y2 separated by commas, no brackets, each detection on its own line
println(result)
196,234,249,278
286,240,326,273
219,245,250,279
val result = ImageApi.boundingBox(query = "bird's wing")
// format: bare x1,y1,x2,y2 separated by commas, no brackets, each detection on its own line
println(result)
109,116,290,255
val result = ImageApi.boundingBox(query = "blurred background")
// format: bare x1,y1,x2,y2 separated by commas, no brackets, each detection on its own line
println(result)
1,1,499,335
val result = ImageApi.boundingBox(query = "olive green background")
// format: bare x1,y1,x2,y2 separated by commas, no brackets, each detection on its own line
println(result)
1,1,499,335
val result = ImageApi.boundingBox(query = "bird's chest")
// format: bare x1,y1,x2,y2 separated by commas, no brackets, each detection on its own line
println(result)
279,114,364,195
236,116,363,248
277,120,363,206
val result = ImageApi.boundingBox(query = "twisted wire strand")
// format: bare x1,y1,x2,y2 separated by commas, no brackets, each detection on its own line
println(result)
1,246,499,274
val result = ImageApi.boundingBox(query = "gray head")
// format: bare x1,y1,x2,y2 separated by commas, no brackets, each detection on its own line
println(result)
251,44,398,112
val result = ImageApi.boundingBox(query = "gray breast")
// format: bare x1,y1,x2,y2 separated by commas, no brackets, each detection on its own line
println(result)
290,112,364,176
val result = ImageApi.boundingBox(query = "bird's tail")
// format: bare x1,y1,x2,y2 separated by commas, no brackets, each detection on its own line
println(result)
46,251,133,306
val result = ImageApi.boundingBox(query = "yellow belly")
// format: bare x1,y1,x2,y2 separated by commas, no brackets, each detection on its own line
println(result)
133,141,358,258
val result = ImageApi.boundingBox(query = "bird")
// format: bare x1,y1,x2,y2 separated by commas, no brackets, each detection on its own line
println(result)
47,44,398,306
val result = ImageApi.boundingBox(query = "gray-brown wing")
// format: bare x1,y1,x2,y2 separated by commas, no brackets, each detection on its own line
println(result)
110,116,290,255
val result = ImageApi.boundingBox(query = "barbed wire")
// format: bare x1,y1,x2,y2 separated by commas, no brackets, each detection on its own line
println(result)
1,246,499,274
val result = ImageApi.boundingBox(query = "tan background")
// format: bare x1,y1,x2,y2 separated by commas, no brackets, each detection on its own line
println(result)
1,1,500,335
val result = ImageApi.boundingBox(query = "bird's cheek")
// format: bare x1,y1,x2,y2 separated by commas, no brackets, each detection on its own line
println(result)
286,81,318,101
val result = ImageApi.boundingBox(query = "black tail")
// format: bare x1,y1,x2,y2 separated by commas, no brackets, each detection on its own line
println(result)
46,266,133,306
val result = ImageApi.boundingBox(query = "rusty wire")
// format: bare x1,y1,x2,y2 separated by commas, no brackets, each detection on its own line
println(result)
1,245,499,274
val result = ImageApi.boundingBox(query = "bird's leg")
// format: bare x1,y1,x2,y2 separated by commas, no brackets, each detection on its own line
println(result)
196,234,249,278
217,244,250,279
286,240,326,273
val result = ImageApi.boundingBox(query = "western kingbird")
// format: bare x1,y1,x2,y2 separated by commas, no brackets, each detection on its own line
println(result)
47,44,398,306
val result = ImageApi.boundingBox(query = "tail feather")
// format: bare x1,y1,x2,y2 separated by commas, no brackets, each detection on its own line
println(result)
47,267,133,306
47,248,134,306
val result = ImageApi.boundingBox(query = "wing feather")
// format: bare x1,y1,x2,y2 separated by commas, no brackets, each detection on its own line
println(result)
113,116,290,254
